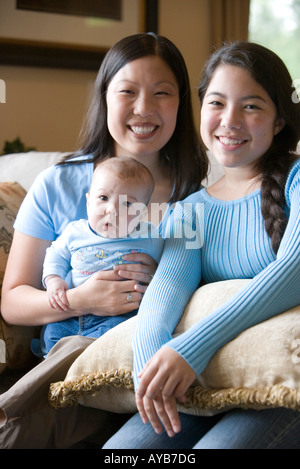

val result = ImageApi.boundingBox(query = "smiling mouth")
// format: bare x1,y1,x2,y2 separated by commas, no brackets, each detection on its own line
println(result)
218,136,246,146
129,125,158,136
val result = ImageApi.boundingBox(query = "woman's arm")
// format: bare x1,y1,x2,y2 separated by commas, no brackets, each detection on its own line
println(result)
1,231,155,326
1,231,57,325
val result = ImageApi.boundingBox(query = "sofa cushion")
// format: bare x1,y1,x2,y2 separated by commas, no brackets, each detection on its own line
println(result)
48,279,300,415
0,182,39,374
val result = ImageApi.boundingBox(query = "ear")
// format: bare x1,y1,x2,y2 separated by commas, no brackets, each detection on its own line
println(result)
274,117,285,136
86,192,90,207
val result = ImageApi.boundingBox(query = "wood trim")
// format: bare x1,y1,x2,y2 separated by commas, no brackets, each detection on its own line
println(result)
0,38,107,70
16,0,122,21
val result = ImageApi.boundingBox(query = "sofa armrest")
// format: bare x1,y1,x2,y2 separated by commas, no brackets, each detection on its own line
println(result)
0,181,40,374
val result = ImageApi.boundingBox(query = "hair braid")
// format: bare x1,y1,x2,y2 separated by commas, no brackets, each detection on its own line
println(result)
260,158,292,253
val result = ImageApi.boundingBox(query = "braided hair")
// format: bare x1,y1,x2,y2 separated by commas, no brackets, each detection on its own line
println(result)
198,42,300,253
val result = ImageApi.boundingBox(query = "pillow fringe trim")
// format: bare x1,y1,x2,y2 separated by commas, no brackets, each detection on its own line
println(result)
180,383,300,413
48,369,134,408
48,370,300,413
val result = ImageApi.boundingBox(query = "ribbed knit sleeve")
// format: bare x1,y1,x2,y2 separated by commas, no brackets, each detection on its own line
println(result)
133,202,203,387
133,160,300,382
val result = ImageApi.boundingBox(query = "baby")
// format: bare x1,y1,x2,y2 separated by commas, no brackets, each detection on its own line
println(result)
32,156,164,357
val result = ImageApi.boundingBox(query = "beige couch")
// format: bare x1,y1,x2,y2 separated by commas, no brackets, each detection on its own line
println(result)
0,151,67,375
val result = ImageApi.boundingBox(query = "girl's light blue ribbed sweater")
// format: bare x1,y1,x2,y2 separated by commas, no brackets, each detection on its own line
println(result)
133,160,300,385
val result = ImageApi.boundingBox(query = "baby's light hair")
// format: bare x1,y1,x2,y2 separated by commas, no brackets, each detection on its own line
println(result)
92,155,155,205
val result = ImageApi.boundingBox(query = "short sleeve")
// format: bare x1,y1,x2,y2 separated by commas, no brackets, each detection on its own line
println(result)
14,161,93,241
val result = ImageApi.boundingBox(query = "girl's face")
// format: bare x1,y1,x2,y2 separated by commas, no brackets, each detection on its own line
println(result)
200,64,284,172
106,55,180,163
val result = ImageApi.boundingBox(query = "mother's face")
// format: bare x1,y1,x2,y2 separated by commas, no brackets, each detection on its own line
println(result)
106,55,180,162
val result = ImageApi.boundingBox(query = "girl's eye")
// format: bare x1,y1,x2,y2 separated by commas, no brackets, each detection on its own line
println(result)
245,104,261,110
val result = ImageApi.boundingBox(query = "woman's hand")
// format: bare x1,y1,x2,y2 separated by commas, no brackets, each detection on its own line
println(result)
135,347,196,437
67,252,158,316
114,252,157,293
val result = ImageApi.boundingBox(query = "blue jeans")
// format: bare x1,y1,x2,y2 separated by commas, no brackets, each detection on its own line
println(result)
102,407,300,449
31,310,137,358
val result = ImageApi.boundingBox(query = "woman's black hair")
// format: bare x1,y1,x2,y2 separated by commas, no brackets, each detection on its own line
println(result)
61,33,208,202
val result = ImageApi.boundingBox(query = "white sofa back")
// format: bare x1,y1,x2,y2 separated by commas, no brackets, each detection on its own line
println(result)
0,151,223,191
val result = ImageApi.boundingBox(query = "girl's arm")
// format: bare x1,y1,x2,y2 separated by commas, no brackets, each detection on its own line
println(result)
132,203,203,387
167,168,300,378
133,163,300,434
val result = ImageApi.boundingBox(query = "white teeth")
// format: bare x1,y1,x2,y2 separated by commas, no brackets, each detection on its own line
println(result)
219,137,244,145
131,126,156,135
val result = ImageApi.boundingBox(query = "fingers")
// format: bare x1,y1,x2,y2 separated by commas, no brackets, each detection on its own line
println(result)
47,290,69,311
122,252,157,268
122,290,141,309
115,252,157,284
136,393,181,438
116,267,154,287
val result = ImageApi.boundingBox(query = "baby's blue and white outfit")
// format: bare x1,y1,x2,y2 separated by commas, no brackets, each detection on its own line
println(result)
32,218,164,357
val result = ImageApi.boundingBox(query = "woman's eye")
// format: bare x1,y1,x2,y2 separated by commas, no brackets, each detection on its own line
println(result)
209,100,223,106
120,89,134,95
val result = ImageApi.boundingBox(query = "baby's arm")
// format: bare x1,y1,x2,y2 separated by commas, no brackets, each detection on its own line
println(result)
44,275,70,311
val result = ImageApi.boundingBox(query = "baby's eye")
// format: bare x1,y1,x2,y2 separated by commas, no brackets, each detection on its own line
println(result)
122,200,132,207
99,195,108,201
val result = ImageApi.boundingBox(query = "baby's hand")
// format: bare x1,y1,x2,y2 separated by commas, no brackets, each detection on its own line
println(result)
45,276,69,311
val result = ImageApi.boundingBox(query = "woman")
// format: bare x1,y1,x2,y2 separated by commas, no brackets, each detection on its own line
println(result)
103,42,300,449
0,33,208,448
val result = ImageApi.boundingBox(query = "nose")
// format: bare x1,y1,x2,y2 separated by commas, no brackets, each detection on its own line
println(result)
133,92,155,117
105,201,118,216
221,106,242,130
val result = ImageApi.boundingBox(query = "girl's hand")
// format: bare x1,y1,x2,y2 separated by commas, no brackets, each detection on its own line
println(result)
135,347,196,436
136,392,182,438
114,252,157,293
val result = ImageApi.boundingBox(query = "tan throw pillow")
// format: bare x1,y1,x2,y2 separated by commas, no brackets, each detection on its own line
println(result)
0,182,39,374
49,279,300,415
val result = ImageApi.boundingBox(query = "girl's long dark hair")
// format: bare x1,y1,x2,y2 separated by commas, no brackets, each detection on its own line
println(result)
61,33,208,202
198,41,300,253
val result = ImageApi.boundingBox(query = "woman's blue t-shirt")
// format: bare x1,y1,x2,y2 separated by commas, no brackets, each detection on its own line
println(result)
14,159,94,241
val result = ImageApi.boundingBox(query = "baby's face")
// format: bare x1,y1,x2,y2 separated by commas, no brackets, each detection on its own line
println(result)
86,169,148,238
